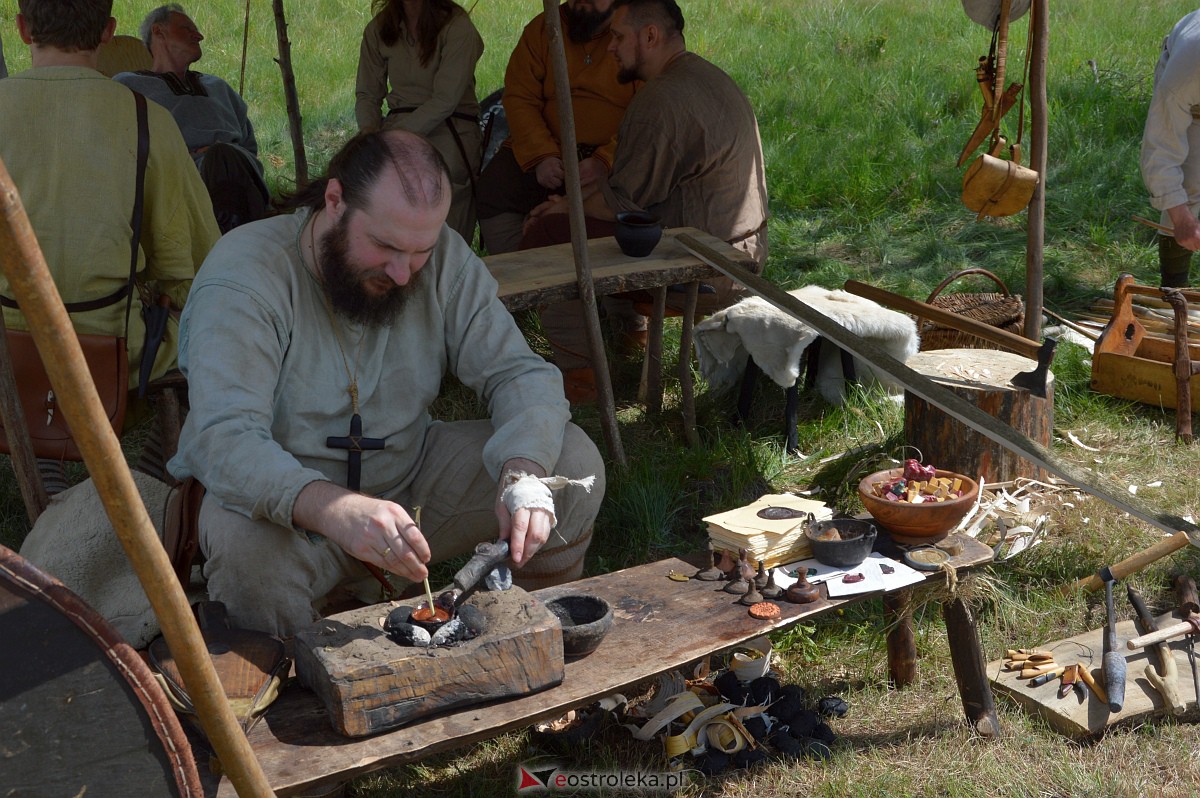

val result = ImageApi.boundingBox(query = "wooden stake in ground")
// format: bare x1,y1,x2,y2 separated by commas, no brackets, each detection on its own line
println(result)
540,0,625,466
0,156,275,797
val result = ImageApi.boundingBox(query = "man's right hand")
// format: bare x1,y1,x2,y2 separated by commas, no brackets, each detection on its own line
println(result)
535,156,566,190
1167,205,1200,251
293,481,431,581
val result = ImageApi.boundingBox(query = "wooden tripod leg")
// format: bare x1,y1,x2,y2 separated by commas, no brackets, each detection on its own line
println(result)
0,285,48,523
944,594,1000,737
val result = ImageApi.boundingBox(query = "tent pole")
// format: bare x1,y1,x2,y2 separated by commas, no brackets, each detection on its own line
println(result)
238,0,251,97
272,0,308,187
0,308,48,524
0,157,275,797
541,0,626,466
1024,0,1047,339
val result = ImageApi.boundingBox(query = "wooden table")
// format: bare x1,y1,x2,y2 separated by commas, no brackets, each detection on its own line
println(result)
483,228,755,432
197,533,995,796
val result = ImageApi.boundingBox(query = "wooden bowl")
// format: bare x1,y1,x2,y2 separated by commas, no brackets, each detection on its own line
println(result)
857,468,979,545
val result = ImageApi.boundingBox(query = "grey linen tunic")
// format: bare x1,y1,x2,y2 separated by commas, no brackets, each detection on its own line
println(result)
169,211,570,530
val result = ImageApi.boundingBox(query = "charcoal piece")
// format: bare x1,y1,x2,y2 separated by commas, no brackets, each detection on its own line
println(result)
779,683,806,704
733,747,770,769
742,714,770,742
385,621,431,647
769,695,804,725
383,606,413,631
811,720,836,745
430,618,466,647
696,750,730,776
435,591,456,613
802,738,832,760
714,670,746,703
749,675,781,705
788,709,820,739
818,696,849,718
457,604,487,637
771,732,803,758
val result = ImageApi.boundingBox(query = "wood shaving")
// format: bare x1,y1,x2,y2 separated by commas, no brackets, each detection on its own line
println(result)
1065,430,1101,451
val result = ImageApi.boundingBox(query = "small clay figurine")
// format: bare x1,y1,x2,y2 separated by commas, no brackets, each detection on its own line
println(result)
760,568,784,600
739,579,764,606
724,550,754,594
695,541,724,581
785,569,820,604
754,561,769,590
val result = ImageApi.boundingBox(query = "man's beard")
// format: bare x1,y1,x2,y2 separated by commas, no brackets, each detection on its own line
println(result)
565,4,612,43
616,52,642,84
318,214,416,327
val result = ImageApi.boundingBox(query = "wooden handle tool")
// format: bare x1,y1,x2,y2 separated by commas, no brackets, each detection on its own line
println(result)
1022,662,1063,680
1075,664,1108,706
1027,665,1066,686
1128,584,1187,715
1005,649,1054,661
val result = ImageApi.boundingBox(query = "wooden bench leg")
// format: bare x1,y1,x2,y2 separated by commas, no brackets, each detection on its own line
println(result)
943,594,1000,737
638,286,667,413
885,589,917,688
679,281,700,448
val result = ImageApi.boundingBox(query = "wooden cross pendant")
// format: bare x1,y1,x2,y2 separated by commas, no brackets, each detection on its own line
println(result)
326,413,385,491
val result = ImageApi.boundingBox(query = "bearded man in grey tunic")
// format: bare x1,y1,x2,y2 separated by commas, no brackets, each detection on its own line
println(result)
169,129,604,637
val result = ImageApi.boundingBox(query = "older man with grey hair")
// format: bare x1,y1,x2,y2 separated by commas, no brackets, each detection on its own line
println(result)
115,4,268,232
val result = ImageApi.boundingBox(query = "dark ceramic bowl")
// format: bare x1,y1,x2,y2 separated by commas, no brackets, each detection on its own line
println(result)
546,594,613,658
614,211,663,257
805,518,877,569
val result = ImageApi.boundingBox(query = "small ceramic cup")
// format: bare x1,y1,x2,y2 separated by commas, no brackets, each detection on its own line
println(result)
614,211,663,257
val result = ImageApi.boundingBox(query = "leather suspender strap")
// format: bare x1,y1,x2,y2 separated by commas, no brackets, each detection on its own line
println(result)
1,91,149,335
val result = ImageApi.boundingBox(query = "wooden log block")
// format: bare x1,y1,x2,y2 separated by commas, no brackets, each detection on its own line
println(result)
904,348,1054,483
294,587,563,738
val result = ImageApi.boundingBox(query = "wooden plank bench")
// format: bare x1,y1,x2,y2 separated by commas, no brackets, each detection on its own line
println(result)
197,533,995,796
483,228,755,425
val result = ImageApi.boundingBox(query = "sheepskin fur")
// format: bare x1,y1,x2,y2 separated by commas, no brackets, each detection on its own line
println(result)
693,286,920,403
19,472,203,649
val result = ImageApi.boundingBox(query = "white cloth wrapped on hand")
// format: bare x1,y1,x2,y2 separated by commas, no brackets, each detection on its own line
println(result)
501,473,597,528
693,285,919,403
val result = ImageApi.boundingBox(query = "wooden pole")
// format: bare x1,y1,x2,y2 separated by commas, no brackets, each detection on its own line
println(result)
541,0,626,466
1024,0,1048,340
0,157,275,797
238,0,251,97
944,595,1000,737
0,308,48,523
272,0,308,188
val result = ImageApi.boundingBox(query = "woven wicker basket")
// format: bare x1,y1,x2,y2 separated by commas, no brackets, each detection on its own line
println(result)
918,268,1024,351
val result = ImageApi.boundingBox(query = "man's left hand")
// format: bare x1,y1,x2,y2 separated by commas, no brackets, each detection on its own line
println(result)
495,457,552,566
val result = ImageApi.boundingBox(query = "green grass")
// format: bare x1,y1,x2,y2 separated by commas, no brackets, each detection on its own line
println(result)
7,0,1200,795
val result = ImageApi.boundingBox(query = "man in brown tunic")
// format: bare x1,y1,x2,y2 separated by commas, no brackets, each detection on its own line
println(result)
526,0,769,400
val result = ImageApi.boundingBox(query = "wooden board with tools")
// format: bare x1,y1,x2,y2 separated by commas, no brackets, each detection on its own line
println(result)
988,610,1198,738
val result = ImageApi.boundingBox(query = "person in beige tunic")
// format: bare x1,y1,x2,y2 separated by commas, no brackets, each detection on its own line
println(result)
356,0,483,241
524,0,769,398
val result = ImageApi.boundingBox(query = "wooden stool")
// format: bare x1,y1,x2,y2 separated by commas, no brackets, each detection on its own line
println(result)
735,336,858,455
904,348,1054,482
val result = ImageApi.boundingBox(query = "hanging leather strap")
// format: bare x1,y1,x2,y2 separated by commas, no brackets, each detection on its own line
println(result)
2,90,149,341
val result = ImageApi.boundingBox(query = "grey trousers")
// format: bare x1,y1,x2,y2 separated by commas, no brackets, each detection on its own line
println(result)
198,420,605,636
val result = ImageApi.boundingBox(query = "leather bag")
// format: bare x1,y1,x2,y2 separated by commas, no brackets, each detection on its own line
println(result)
0,331,128,461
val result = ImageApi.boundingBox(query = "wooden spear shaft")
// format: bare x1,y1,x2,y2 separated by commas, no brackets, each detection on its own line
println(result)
0,157,275,797
541,0,626,465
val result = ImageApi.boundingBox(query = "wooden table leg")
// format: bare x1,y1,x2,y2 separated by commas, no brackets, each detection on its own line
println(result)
885,589,917,688
638,286,667,413
943,594,1000,737
679,281,700,448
